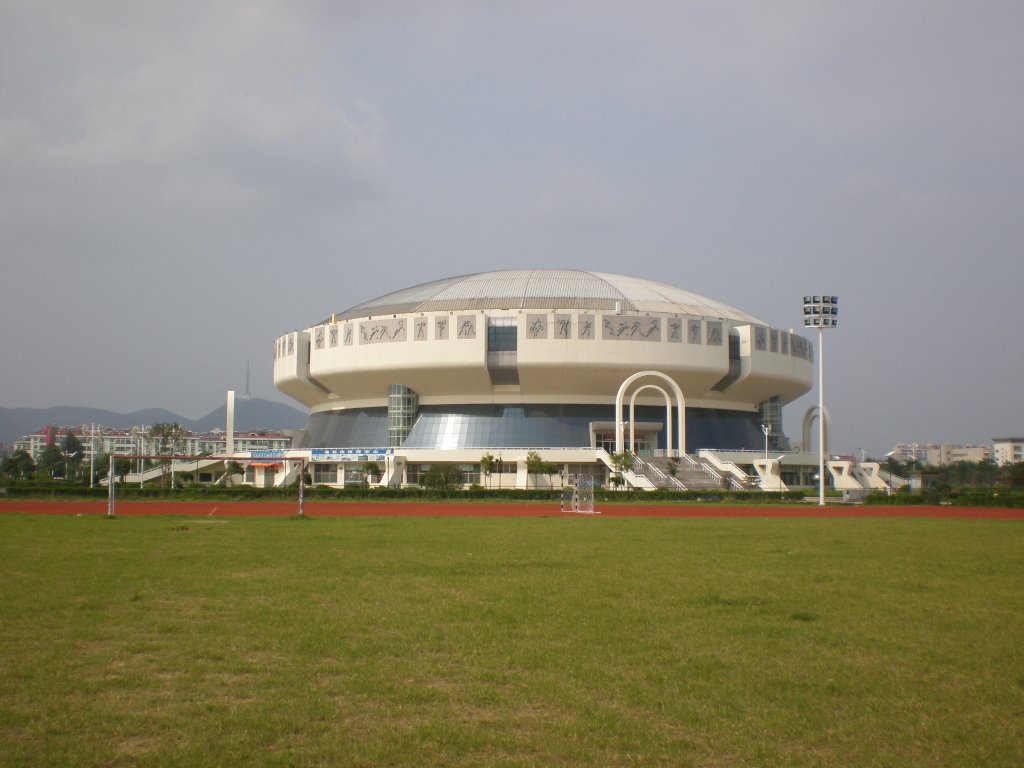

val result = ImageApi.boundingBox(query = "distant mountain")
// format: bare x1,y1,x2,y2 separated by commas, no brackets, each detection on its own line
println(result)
0,398,308,448
192,399,311,433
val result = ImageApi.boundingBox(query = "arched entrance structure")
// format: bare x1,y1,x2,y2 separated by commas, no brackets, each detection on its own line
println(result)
802,405,832,455
628,384,673,455
615,371,685,457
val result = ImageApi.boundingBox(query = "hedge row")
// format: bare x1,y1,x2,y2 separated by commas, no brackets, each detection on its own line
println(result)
865,488,1024,507
1,482,808,505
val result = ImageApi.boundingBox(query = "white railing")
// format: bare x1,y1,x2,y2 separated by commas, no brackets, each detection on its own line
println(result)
648,464,668,483
680,453,723,486
698,450,758,488
645,449,683,459
622,468,656,490
641,458,668,483
878,470,909,491
597,448,616,469
633,453,690,491
693,457,723,482
676,452,722,482
701,448,803,457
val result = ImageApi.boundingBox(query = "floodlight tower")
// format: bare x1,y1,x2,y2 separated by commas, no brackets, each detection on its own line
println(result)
803,295,839,506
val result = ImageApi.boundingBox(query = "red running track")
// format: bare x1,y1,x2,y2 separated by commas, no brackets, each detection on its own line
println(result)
1,500,1022,519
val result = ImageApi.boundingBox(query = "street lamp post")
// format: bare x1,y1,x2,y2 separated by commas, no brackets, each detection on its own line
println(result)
884,450,896,495
760,423,773,490
803,294,839,506
107,454,116,518
89,424,96,489
64,451,80,482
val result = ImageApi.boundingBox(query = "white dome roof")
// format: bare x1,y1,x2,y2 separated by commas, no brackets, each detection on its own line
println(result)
328,269,762,324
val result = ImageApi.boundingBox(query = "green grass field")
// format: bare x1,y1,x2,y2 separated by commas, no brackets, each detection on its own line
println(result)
1,513,1022,767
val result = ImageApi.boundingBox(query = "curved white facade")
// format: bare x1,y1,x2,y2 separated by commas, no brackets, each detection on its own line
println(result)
276,269,812,422
271,269,816,489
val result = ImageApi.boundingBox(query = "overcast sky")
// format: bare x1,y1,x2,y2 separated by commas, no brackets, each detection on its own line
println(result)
2,1,1021,457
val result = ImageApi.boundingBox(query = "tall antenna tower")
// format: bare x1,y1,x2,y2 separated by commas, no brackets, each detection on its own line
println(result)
243,359,252,400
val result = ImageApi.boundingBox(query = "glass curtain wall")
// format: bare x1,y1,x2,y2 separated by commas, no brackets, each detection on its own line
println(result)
388,384,419,447
759,395,784,450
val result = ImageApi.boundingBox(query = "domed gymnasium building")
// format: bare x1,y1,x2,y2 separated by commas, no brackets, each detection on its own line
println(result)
272,269,824,490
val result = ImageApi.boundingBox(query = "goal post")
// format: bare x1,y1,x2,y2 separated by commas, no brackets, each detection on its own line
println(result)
576,474,597,515
560,473,599,515
560,484,575,513
105,454,306,518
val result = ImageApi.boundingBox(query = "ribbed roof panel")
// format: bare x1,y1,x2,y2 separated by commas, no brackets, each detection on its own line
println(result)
323,269,762,324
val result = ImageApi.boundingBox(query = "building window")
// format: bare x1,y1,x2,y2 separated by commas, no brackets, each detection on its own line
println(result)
388,384,419,447
313,463,339,484
487,318,519,385
487,319,517,351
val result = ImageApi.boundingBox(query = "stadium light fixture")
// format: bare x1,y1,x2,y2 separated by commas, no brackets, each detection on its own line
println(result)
802,294,839,506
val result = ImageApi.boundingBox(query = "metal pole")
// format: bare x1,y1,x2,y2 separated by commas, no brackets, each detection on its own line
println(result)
803,294,838,506
818,326,825,506
298,458,305,517
107,454,116,518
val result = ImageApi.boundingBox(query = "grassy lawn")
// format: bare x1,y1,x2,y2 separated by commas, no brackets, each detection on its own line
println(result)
1,513,1022,767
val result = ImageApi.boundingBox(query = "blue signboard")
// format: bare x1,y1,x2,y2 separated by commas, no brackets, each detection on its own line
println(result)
310,448,394,463
251,450,287,460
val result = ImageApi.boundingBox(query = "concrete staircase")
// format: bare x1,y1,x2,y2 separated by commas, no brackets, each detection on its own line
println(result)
630,455,727,491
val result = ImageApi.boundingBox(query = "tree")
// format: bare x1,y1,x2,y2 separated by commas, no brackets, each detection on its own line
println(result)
38,444,65,479
115,457,133,481
1007,462,1024,489
541,459,561,488
666,457,679,479
150,423,187,457
977,458,997,487
93,453,110,482
2,449,35,480
362,461,381,485
882,456,901,480
61,431,84,482
420,464,462,491
953,460,976,487
61,431,83,457
479,452,495,489
150,423,188,488
525,451,545,489
227,461,245,487
610,452,635,489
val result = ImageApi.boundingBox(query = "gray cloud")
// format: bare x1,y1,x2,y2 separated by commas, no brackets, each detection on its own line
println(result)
1,1,1021,454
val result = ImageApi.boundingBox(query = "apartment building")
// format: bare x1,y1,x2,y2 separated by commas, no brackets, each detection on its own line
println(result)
889,443,993,466
12,425,291,461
